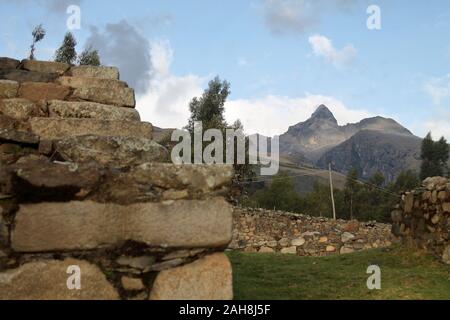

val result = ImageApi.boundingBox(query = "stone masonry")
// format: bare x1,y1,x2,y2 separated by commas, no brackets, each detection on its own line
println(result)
229,207,394,256
391,176,450,264
0,58,234,300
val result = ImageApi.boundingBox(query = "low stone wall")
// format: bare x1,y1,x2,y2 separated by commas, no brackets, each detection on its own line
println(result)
391,177,450,264
0,57,234,300
229,207,394,256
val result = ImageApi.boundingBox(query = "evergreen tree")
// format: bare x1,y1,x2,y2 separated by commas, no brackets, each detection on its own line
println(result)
420,132,449,180
29,24,46,60
78,46,101,66
54,32,77,65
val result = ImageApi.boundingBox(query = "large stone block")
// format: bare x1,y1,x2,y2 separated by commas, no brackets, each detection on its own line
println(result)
7,157,102,201
0,80,19,98
20,59,70,75
55,135,168,167
0,58,20,70
0,98,44,120
0,69,58,83
48,100,140,121
68,65,119,80
18,82,70,102
71,86,135,108
29,118,152,140
11,199,233,252
0,259,119,300
149,253,233,300
56,76,127,91
129,163,234,193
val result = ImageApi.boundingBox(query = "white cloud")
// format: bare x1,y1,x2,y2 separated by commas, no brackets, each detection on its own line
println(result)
308,34,357,67
137,41,368,138
424,119,450,141
263,0,359,34
225,94,373,137
423,73,450,105
136,40,205,129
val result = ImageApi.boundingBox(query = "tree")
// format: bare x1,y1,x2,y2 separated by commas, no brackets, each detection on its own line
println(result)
29,24,46,60
54,32,77,65
420,132,449,180
78,46,101,66
252,172,301,212
187,76,230,133
344,168,360,220
393,170,420,192
185,77,255,201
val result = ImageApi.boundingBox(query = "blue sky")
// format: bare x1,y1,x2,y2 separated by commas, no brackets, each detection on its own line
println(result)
1,0,449,139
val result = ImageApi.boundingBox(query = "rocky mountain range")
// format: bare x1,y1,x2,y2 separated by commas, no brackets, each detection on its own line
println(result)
278,105,422,182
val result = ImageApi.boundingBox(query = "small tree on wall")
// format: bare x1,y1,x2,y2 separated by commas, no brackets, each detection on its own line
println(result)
78,46,101,66
29,24,46,60
54,32,77,65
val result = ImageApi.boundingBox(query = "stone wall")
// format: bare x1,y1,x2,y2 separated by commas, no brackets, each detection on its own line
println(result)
391,177,450,264
229,207,394,255
0,57,233,300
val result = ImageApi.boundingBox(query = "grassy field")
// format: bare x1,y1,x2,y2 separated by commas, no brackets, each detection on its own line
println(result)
227,246,450,300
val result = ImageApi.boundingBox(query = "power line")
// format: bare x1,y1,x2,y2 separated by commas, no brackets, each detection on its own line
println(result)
238,168,401,198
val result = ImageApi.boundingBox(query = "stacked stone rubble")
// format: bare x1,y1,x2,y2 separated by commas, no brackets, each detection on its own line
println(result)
0,57,234,300
391,177,450,264
229,207,393,256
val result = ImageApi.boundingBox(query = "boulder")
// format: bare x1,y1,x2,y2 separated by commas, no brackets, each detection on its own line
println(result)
0,57,20,70
291,237,306,246
121,277,145,291
149,253,233,300
20,60,70,75
0,98,44,120
404,193,414,213
54,135,168,167
0,80,19,98
68,65,119,80
48,100,140,121
29,118,153,140
11,199,233,252
18,82,70,102
0,259,119,300
280,246,297,254
326,245,336,252
258,246,275,253
0,69,58,83
71,86,135,108
340,246,355,254
442,245,450,265
341,232,356,243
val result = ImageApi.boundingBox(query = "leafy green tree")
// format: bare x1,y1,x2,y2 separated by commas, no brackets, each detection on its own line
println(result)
54,32,77,65
29,24,46,60
420,133,449,180
185,77,255,200
393,170,420,192
252,172,302,212
78,46,101,66
187,76,230,133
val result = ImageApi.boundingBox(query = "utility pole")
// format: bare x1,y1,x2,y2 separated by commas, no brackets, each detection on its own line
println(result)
329,163,337,220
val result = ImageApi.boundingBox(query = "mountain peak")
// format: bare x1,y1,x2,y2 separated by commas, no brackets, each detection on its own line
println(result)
310,105,337,123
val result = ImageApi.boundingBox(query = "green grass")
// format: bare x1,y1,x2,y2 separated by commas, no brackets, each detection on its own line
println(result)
227,246,450,300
